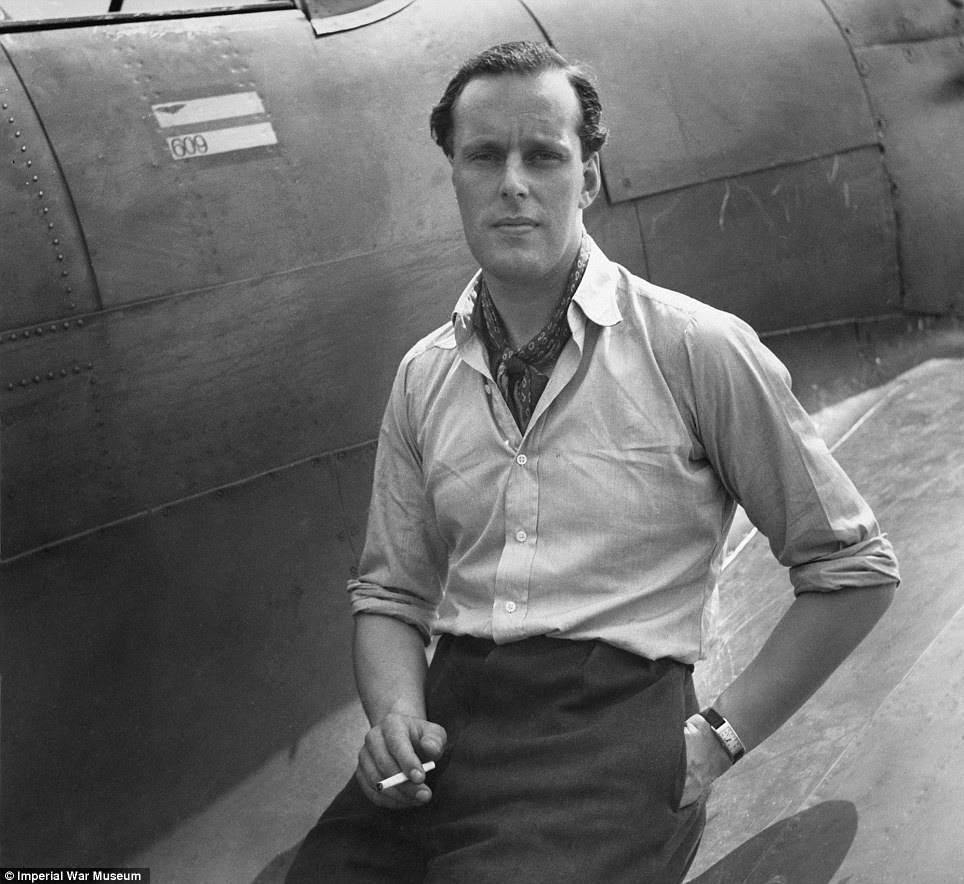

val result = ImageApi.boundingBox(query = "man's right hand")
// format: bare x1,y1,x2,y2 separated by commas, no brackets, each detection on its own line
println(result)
355,711,447,808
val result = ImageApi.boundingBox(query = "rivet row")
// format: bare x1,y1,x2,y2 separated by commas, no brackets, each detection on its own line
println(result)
15,143,74,304
2,317,87,344
5,363,93,392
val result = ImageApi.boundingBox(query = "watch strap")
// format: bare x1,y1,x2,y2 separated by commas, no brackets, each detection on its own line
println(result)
699,707,746,763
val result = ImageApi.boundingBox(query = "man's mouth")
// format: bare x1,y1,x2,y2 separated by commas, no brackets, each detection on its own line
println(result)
493,217,539,230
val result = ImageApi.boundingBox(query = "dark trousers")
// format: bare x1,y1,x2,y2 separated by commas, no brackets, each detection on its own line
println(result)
286,634,706,883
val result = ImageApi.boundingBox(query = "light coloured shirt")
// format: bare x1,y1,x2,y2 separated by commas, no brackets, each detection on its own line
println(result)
349,238,899,663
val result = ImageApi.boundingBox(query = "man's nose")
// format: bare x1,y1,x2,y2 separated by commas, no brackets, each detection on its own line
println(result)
499,156,529,199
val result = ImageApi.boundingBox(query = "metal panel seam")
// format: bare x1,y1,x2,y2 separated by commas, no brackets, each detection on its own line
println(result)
0,39,103,311
625,142,882,204
0,438,379,565
0,236,469,331
515,0,634,229
758,312,907,341
0,5,298,34
814,0,906,309
869,32,964,47
610,159,652,280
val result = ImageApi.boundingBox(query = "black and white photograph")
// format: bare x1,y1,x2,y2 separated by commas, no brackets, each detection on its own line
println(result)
1,1,962,881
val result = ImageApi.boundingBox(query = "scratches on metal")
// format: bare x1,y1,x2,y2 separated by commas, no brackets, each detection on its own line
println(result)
827,155,841,183
641,190,685,241
718,182,730,230
635,148,899,333
522,0,877,202
855,37,964,312
822,0,964,46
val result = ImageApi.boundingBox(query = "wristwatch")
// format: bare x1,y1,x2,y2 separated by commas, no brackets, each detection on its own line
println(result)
699,707,746,763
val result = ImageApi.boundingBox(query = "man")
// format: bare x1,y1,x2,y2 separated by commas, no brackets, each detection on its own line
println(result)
286,41,899,883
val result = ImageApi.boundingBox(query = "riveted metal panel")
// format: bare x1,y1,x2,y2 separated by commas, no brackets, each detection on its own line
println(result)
523,0,878,202
0,44,99,327
1,234,474,559
636,148,900,333
823,0,964,46
1,453,361,865
856,37,964,314
0,317,103,557
1,0,542,558
2,0,536,309
2,12,313,308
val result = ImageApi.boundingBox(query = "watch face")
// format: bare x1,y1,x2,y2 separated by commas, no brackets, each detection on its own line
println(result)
717,723,742,755
701,709,745,762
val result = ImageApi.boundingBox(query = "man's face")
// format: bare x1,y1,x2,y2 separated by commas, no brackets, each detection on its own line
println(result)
449,69,600,291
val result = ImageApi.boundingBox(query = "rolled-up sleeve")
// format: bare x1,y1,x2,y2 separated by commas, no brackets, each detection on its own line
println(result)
348,352,446,641
681,310,900,594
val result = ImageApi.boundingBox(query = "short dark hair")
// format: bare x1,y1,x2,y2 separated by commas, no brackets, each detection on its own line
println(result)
430,40,608,160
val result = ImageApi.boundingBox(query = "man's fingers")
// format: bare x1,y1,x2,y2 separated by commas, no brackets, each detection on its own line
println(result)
381,715,430,781
356,714,445,808
679,716,733,808
362,724,401,779
354,763,415,808
357,749,430,807
679,777,705,808
417,721,447,761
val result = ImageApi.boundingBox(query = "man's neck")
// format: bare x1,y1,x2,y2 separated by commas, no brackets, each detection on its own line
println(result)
483,275,569,350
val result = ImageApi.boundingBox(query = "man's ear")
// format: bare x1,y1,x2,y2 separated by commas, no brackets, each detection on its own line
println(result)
579,152,602,210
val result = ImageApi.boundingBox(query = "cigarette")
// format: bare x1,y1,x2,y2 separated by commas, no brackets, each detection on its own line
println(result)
376,760,436,792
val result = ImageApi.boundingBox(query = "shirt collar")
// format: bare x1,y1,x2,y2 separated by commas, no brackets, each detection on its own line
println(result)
450,232,623,349
571,235,623,328
452,269,483,348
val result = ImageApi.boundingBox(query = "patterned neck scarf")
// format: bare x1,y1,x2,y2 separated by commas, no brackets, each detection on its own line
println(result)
476,234,591,432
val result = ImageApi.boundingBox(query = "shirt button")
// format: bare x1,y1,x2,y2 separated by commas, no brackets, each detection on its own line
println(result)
515,530,527,543
484,384,492,395
516,454,528,466
504,601,517,613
